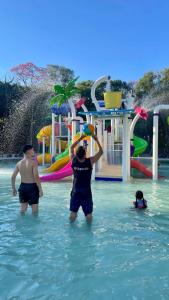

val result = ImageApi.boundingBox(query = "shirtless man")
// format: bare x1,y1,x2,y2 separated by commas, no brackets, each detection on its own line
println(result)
11,145,43,214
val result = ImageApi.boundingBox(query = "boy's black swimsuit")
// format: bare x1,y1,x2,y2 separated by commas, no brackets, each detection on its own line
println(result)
18,183,39,206
70,157,93,216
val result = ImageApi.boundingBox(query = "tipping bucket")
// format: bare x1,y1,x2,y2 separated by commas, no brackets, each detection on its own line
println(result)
104,92,122,109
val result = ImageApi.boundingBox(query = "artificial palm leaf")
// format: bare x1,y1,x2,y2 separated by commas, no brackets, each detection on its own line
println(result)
50,77,79,107
50,94,65,105
54,85,65,95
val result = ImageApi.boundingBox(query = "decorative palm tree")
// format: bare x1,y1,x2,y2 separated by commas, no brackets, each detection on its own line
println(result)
50,77,79,107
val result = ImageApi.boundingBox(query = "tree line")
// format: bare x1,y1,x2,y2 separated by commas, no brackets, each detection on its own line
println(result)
0,62,169,156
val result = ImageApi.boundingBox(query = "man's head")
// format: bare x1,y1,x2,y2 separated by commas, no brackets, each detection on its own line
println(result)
76,146,86,160
23,144,34,158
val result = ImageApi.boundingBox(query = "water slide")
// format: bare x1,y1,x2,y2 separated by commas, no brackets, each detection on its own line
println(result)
36,124,68,165
40,133,90,181
43,155,70,173
54,147,69,162
37,153,52,164
131,160,163,179
133,136,148,157
41,161,73,182
131,159,152,177
43,132,89,173
132,136,155,178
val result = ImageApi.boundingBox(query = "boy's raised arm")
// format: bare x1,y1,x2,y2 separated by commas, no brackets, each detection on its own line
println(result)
70,134,86,160
90,134,103,165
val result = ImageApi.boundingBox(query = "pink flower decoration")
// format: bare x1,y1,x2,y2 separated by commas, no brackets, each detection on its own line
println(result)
134,106,148,120
75,97,86,109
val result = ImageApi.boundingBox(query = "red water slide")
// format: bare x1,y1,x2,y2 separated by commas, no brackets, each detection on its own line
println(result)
131,159,153,177
131,159,163,178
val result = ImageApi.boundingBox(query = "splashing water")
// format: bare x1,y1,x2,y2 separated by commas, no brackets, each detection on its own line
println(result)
0,87,52,154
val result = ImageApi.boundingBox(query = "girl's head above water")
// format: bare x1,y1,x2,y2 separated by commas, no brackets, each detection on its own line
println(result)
135,190,143,200
134,190,147,209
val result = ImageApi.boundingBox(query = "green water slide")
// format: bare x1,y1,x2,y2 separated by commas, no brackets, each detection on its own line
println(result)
54,132,81,161
54,145,70,161
133,136,148,157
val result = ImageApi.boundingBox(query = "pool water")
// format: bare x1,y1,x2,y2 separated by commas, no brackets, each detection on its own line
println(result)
0,163,169,300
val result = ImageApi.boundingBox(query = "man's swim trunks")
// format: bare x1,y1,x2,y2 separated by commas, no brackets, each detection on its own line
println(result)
18,183,39,205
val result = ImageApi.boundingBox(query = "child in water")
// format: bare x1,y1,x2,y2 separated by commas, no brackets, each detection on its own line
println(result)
133,190,147,209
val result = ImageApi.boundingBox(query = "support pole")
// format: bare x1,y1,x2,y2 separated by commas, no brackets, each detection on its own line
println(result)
51,113,55,157
126,117,131,179
97,121,102,170
91,76,110,111
153,112,159,180
58,140,61,154
111,118,115,151
115,118,119,142
122,115,130,181
152,105,169,180
68,98,76,142
42,137,45,166
49,138,52,154
103,130,108,162
130,114,140,143
68,112,71,145
59,115,62,137
90,116,95,180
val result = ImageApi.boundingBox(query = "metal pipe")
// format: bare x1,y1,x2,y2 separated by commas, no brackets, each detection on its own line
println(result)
51,113,55,157
42,137,45,166
152,105,169,180
91,75,111,111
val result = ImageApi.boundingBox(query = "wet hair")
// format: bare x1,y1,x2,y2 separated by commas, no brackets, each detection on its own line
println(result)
135,190,143,200
23,144,33,154
76,146,86,159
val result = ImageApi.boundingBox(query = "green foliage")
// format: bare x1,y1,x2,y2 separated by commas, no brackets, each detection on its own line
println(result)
160,68,169,88
0,80,26,118
50,77,79,106
111,80,130,92
47,65,74,85
76,80,93,99
135,72,157,98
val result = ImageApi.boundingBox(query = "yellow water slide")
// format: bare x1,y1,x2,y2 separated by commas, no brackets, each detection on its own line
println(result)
36,125,67,164
37,153,52,164
43,155,70,173
43,133,91,173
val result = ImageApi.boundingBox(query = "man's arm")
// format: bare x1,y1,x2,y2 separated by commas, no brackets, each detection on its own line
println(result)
70,134,86,160
90,134,103,165
11,164,19,196
33,162,43,197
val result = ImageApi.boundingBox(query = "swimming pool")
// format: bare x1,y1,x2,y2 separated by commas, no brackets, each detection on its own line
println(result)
0,163,169,299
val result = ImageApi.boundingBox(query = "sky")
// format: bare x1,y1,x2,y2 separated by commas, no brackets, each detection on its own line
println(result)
0,0,169,82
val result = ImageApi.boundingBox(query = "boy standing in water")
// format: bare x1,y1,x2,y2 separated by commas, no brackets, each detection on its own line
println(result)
11,145,43,214
70,133,103,223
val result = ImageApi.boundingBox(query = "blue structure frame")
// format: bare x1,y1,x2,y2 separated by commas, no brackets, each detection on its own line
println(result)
79,108,134,117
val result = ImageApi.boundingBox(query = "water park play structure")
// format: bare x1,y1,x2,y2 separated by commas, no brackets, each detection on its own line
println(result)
37,75,164,182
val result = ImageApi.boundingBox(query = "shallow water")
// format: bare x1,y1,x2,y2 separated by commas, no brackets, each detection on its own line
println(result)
0,163,169,299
